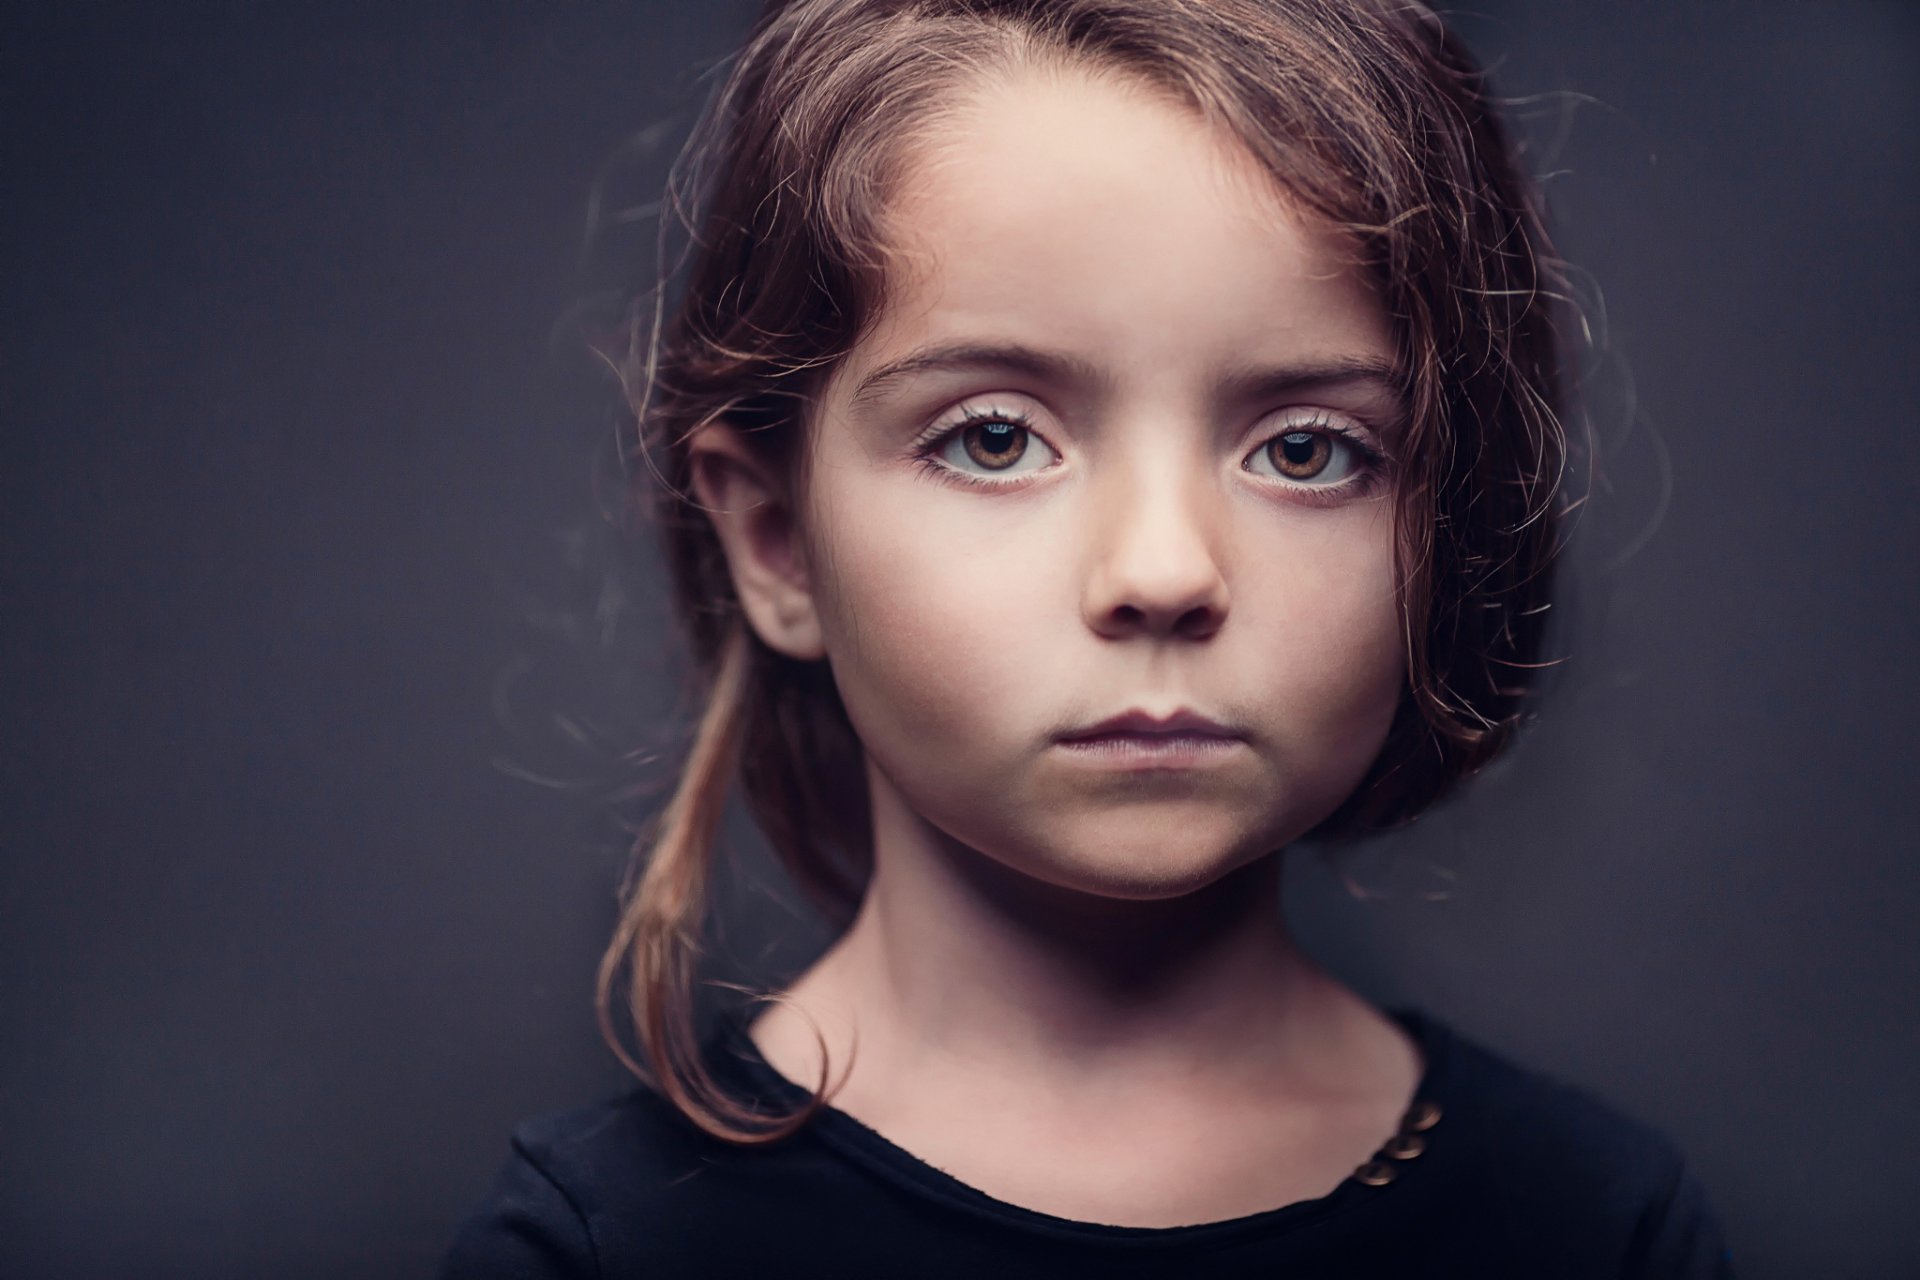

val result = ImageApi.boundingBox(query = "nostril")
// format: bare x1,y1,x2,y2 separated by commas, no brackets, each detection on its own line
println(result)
1176,603,1224,639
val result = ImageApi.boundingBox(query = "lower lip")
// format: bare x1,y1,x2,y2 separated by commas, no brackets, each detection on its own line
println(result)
1053,732,1245,769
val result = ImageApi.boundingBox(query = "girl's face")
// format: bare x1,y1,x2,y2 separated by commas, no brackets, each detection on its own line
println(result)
780,67,1405,899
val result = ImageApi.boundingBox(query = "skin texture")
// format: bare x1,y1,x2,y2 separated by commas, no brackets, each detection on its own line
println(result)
690,63,1422,1227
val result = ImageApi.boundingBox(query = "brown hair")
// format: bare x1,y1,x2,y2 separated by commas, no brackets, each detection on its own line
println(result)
594,0,1582,1143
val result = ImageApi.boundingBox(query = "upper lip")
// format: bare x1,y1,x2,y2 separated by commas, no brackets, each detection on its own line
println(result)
1059,708,1242,741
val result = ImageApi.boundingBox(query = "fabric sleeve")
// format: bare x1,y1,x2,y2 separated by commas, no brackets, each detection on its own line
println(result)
436,1140,600,1280
1626,1160,1736,1279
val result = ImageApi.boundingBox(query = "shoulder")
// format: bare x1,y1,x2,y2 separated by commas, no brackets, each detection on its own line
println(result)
510,1087,721,1200
437,1088,728,1280
1436,1022,1683,1183
1416,1014,1734,1277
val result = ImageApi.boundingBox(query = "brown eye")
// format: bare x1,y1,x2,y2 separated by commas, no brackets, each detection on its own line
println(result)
1244,420,1371,489
961,420,1028,470
1267,430,1331,480
924,410,1059,483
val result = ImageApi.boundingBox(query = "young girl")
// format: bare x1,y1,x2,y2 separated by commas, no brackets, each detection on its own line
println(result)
444,1,1732,1275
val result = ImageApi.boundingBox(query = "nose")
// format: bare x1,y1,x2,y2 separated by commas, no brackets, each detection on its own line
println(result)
1081,453,1230,642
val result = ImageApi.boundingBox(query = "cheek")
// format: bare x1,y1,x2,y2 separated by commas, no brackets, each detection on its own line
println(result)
805,474,1065,775
1240,504,1406,787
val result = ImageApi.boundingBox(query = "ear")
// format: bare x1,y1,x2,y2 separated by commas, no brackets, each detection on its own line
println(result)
686,422,827,661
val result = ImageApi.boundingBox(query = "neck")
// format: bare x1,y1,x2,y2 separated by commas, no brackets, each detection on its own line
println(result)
758,761,1359,1100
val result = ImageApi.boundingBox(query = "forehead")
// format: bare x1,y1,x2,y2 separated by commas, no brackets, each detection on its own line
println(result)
834,62,1394,400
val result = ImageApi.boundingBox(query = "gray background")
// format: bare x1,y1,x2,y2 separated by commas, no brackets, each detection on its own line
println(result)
3,2,1914,1276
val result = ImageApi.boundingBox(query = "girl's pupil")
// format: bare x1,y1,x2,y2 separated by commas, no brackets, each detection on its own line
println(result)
964,421,1026,469
1274,430,1331,479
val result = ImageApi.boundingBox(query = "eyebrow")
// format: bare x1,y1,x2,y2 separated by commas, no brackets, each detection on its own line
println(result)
846,340,1406,413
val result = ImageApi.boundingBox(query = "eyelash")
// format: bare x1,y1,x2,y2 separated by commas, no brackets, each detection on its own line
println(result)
908,404,1392,502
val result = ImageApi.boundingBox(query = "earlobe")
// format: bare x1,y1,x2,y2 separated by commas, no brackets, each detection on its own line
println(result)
686,424,827,661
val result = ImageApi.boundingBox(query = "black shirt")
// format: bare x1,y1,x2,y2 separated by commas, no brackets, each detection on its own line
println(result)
438,1007,1734,1278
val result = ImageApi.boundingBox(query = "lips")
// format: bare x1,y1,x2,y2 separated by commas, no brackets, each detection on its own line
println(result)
1058,707,1242,742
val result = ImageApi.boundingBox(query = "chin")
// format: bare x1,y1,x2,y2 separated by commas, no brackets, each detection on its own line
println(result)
1043,857,1251,903
986,809,1283,903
